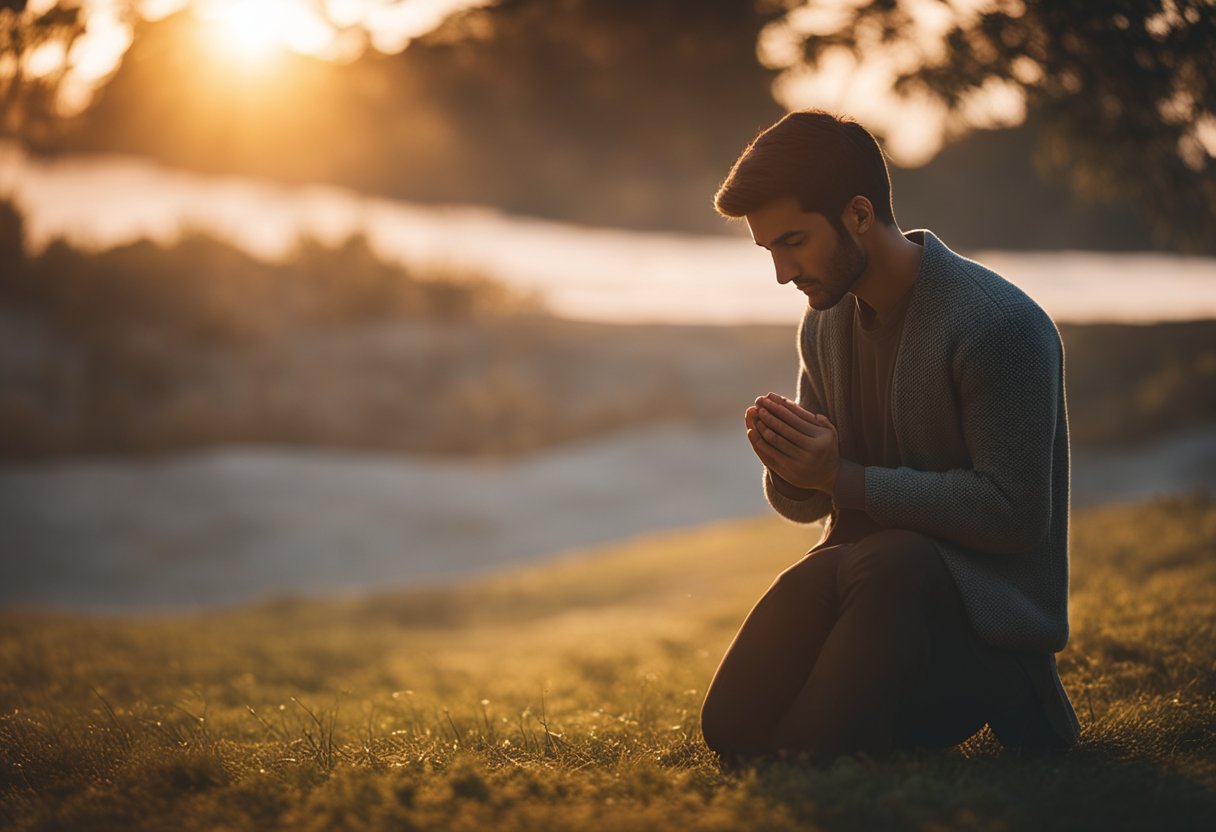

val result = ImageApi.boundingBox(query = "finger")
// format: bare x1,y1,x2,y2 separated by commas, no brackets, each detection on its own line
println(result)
746,426,791,470
769,393,824,424
757,394,819,435
769,394,837,434
808,411,838,437
803,411,833,433
752,415,806,460
745,426,771,463
756,405,814,449
744,407,761,433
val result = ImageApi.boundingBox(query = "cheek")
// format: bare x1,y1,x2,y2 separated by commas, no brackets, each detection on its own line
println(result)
806,242,836,276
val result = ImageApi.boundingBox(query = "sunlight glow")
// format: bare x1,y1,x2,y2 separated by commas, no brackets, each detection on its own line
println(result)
762,0,1030,167
49,1,133,116
139,0,190,21
195,0,334,63
1193,115,1216,157
15,0,494,116
318,0,498,54
5,143,1216,327
23,40,67,80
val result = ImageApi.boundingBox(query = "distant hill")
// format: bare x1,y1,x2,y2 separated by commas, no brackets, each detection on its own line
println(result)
2,198,1209,459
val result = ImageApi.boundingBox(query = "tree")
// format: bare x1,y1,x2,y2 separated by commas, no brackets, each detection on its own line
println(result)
763,0,1216,252
31,0,785,233
0,0,88,139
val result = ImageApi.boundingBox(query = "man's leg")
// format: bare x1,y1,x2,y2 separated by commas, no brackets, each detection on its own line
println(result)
768,529,988,763
890,561,1034,752
700,543,850,757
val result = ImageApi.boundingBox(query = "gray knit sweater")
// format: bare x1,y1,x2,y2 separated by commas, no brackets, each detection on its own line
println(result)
764,229,1070,652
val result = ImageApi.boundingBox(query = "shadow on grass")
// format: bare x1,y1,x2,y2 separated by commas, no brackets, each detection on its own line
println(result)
737,740,1216,832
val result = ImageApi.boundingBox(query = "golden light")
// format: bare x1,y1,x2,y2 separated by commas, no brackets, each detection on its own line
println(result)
761,0,1028,167
194,0,335,64
7,1,495,116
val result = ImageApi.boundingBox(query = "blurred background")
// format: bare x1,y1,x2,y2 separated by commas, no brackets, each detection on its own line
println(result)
1,0,1214,611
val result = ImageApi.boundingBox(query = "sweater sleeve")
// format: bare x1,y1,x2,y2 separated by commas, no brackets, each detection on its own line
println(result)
863,308,1062,554
762,319,834,524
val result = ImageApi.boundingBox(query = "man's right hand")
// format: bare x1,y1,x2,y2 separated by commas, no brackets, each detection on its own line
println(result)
745,393,840,497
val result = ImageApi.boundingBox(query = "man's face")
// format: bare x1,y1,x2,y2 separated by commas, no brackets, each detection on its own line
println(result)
745,197,866,311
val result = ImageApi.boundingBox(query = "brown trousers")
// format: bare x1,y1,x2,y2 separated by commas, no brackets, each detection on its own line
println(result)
700,529,1036,764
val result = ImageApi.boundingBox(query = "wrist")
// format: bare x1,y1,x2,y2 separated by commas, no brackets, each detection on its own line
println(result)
832,459,867,511
768,469,817,501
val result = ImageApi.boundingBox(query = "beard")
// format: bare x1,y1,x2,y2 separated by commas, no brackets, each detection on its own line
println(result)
808,227,867,311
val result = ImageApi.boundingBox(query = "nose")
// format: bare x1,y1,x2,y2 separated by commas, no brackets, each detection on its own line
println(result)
772,251,800,285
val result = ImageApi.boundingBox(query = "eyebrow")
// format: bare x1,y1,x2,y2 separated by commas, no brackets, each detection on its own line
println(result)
755,230,803,250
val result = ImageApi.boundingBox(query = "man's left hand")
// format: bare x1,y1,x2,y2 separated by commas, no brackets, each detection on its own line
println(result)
746,393,840,493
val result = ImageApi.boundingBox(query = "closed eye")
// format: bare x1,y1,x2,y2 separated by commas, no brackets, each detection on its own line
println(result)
755,230,809,250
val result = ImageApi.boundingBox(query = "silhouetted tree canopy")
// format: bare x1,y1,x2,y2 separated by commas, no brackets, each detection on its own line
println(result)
0,1,1201,248
0,200,540,345
0,0,84,138
14,0,784,233
773,0,1216,252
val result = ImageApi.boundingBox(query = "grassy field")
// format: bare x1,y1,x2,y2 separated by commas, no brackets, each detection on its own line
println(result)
1,494,1214,831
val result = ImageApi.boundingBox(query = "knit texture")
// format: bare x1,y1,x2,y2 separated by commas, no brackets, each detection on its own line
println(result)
763,229,1070,652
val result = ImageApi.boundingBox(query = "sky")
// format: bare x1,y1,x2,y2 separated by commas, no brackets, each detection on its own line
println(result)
14,0,1051,167
12,0,1212,182
17,0,495,113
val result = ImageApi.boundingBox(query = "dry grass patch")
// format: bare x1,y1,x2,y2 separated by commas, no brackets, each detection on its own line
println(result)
2,496,1214,831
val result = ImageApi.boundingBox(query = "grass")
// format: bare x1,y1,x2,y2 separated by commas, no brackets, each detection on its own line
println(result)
1,493,1214,831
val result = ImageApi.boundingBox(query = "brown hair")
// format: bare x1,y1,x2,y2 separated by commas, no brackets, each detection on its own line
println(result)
714,110,895,229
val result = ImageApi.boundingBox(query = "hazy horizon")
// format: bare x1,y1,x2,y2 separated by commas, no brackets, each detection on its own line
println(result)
4,142,1216,327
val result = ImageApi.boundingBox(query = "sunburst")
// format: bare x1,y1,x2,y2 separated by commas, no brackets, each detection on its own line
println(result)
194,0,333,64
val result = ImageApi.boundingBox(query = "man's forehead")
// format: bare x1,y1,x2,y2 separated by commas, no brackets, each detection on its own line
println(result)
746,198,827,246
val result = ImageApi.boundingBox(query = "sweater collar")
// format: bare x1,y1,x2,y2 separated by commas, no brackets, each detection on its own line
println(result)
899,228,949,322
819,228,951,327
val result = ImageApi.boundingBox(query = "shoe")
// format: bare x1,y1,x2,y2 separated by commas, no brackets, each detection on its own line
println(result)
989,651,1080,751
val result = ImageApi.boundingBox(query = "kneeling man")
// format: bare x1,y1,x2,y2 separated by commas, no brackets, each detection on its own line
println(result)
700,110,1079,764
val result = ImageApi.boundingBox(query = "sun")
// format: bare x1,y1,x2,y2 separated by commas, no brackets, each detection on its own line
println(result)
194,0,334,64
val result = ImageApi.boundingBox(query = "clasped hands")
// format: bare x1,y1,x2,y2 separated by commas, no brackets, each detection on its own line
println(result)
745,393,840,496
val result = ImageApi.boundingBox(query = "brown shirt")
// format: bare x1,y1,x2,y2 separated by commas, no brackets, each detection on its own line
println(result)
823,287,915,545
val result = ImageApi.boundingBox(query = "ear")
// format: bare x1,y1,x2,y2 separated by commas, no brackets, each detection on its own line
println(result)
842,196,874,235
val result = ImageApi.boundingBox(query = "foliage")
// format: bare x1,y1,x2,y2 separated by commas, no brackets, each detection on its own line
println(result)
0,200,541,341
1063,319,1216,447
0,0,86,138
1,494,1215,830
30,0,782,234
769,0,1216,252
2,193,1215,458
3,197,1215,458
5,2,1181,246
0,199,795,458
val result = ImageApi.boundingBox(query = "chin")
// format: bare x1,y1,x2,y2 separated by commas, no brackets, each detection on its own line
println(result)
808,291,850,311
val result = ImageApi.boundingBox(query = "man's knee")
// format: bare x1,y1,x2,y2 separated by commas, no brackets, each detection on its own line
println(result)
767,545,842,606
699,700,733,756
837,529,944,598
699,689,755,758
